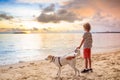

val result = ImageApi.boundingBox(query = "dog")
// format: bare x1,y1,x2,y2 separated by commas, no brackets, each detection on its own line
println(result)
45,49,80,79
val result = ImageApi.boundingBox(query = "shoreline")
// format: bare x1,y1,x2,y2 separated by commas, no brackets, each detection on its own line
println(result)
0,51,120,80
1,49,120,67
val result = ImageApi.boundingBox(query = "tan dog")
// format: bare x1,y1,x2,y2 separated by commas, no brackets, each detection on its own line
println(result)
45,49,80,78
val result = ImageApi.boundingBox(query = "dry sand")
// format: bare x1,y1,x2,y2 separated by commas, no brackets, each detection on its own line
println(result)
0,51,120,80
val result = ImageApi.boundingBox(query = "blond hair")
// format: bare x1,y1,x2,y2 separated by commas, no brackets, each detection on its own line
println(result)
83,23,91,31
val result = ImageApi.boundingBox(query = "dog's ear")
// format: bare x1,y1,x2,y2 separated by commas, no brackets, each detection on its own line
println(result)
45,55,52,60
48,55,53,59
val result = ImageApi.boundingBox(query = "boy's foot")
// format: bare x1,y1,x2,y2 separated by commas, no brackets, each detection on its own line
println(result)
81,69,89,73
88,68,93,72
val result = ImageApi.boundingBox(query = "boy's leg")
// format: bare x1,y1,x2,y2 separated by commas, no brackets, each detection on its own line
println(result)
88,58,93,72
85,58,88,69
81,48,89,73
84,48,88,69
87,48,92,69
81,58,89,73
88,58,91,69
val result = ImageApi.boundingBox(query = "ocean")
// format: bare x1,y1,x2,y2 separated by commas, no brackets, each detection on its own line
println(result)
0,33,120,65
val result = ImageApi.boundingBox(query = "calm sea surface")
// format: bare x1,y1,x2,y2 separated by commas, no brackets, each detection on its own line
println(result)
0,33,120,65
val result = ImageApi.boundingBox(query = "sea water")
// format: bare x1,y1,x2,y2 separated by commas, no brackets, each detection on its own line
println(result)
0,33,120,65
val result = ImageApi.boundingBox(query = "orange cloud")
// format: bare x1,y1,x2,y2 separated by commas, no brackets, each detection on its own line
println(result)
70,8,95,18
95,0,120,18
63,0,120,19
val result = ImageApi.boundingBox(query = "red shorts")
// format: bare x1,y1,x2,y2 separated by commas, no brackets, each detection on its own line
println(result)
83,48,91,59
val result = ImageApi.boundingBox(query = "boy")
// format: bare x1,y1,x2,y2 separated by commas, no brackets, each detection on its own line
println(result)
75,23,93,73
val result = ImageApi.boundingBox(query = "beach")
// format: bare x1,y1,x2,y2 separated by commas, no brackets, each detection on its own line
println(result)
0,51,120,80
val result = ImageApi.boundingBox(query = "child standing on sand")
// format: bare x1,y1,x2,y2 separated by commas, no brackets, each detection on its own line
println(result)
75,23,93,73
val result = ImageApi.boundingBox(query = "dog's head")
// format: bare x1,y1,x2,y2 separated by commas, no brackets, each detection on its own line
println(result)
45,55,55,62
75,49,80,56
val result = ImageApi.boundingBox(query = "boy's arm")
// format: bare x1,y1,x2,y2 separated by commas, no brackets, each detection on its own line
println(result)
77,38,85,49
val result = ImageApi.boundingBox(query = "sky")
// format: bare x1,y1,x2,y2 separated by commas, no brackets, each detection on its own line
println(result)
0,0,120,32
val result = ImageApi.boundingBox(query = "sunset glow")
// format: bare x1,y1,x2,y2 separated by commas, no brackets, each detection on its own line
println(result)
21,21,41,29
0,0,120,32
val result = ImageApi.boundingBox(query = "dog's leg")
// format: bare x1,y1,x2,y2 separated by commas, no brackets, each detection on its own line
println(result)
74,59,80,76
76,67,80,76
57,67,61,79
70,62,80,77
70,64,77,76
74,65,80,76
71,65,80,80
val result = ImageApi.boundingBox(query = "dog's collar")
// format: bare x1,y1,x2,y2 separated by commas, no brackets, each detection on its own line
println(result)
58,57,62,67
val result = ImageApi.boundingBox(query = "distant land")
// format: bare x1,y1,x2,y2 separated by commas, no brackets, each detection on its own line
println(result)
0,31,120,34
92,32,120,34
0,28,120,34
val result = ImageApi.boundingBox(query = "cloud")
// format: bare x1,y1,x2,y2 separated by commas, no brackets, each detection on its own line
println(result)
89,12,120,31
95,0,120,18
60,0,120,31
63,0,120,18
43,4,55,13
63,0,91,8
0,13,13,20
17,0,120,31
17,0,69,4
62,0,95,17
37,4,81,23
